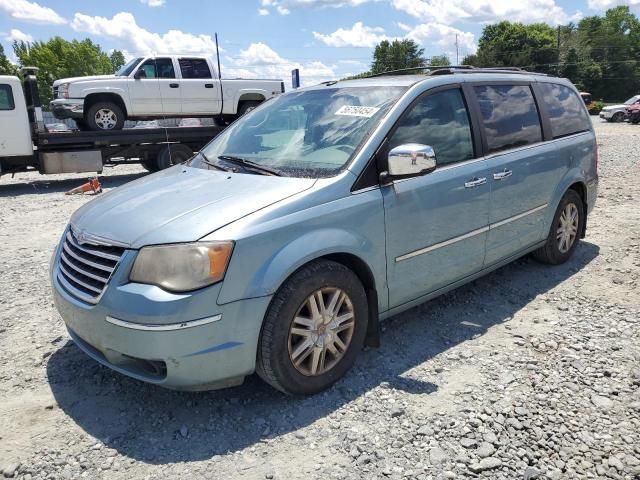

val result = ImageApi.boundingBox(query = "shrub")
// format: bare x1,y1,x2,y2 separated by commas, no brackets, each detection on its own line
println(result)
588,101,605,115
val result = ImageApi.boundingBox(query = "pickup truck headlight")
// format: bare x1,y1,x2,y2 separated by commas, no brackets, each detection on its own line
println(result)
57,83,70,99
130,241,233,292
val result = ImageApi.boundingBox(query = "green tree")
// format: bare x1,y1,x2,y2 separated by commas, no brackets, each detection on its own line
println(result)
0,44,17,76
13,37,113,108
428,54,451,66
110,50,126,72
371,39,425,74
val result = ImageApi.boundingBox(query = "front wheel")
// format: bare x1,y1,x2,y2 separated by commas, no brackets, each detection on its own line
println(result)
533,189,584,264
86,102,125,131
612,111,625,123
256,260,368,395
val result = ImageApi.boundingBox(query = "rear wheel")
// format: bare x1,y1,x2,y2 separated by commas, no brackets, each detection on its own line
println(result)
256,260,368,395
238,101,261,116
631,114,640,125
86,102,125,131
533,189,584,265
155,144,194,170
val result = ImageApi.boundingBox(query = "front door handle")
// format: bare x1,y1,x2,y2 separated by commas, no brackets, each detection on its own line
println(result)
493,169,513,180
204,83,214,88
464,177,487,188
169,83,179,88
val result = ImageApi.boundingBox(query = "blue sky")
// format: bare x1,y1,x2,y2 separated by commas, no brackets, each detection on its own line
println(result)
0,0,631,85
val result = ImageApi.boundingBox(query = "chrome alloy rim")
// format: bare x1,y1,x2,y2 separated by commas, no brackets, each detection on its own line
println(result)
557,203,579,253
94,109,117,130
287,287,355,376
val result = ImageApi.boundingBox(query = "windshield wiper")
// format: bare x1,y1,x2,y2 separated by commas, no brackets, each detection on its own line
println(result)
194,151,228,172
218,155,283,176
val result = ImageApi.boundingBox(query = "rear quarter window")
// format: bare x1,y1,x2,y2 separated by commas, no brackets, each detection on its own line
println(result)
0,84,15,110
538,83,591,138
474,85,542,154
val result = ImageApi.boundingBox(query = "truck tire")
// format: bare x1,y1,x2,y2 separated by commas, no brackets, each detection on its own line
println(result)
86,102,125,131
155,144,194,170
238,101,261,116
256,259,368,395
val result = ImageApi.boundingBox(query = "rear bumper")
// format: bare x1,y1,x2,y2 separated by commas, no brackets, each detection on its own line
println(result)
50,99,84,120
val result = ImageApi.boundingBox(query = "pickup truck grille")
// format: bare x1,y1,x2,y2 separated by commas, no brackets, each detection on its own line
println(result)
56,230,125,304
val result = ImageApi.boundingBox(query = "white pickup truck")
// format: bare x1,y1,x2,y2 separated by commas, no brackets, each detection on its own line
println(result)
50,55,284,131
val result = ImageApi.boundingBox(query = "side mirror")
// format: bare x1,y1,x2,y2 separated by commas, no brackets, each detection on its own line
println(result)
134,69,145,80
381,143,437,183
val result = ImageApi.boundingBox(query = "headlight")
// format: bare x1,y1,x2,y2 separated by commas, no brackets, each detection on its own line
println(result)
129,241,233,292
58,83,69,99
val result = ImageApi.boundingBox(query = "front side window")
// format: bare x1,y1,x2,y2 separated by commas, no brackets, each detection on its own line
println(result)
474,85,542,153
179,58,212,79
193,86,407,178
137,58,175,79
538,83,591,138
388,88,474,166
0,84,15,110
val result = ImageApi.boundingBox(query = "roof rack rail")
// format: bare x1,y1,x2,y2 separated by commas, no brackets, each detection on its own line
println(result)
367,65,547,78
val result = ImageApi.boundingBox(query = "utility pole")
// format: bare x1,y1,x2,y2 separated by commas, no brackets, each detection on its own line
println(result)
455,34,459,64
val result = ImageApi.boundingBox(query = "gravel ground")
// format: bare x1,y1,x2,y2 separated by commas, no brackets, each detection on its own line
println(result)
0,120,638,480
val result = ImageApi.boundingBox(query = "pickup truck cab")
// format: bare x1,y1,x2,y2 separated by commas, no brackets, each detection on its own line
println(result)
51,55,284,131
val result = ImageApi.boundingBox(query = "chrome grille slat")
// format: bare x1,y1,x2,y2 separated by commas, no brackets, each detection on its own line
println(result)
62,242,115,273
66,231,122,261
59,264,103,293
60,251,110,283
56,229,125,303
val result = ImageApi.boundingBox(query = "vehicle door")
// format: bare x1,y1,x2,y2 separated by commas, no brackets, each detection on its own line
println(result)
178,58,220,115
382,85,491,308
127,57,181,116
470,83,557,266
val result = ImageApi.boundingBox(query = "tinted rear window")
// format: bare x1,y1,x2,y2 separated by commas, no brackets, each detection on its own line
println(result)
474,85,542,153
538,83,591,138
0,84,14,110
179,58,212,79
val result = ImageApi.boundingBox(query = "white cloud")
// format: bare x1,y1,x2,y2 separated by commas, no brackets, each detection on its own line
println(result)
313,22,387,47
588,0,640,9
6,28,33,43
260,0,374,14
258,8,270,15
404,23,476,58
0,0,65,25
71,12,218,55
276,5,291,14
224,42,335,86
391,0,580,26
140,0,165,7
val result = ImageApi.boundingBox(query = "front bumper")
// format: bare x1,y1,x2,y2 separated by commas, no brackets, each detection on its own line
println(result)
51,242,272,391
50,99,84,120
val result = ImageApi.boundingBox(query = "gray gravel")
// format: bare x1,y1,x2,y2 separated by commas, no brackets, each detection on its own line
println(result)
0,119,639,479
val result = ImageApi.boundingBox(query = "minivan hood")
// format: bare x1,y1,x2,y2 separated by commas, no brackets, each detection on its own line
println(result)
53,75,116,86
70,166,316,248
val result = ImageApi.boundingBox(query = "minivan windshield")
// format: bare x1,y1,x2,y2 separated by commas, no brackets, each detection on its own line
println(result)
116,57,143,76
192,86,407,178
624,95,640,105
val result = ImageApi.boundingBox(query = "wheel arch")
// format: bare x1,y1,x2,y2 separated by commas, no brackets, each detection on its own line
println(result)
547,171,589,238
84,92,128,117
568,181,588,238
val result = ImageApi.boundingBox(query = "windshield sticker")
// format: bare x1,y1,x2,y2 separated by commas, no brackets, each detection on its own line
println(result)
335,105,380,118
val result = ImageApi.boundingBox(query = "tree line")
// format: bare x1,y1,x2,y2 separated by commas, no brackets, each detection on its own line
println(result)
0,37,125,107
353,6,640,102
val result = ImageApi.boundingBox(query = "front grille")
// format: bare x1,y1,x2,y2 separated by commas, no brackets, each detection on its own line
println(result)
56,230,125,304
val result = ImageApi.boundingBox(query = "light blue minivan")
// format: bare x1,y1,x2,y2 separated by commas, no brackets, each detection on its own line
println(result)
51,67,598,395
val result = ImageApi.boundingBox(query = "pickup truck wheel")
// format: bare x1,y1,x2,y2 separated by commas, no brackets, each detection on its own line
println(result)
238,101,261,116
156,144,194,170
256,260,368,395
86,102,125,131
533,189,584,265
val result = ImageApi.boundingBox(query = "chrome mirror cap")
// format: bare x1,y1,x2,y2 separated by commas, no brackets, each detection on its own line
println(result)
386,143,437,180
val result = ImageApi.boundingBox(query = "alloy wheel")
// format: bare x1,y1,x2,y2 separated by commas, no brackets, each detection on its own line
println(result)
556,203,579,253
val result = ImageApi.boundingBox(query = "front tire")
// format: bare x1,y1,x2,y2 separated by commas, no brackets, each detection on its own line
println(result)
612,111,625,123
256,260,368,395
86,102,125,131
533,189,584,265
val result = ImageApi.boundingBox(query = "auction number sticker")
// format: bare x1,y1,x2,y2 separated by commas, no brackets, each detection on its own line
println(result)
335,105,380,118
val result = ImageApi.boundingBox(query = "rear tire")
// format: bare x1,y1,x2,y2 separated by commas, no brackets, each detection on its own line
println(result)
86,101,125,131
155,144,194,170
533,189,584,265
256,260,368,395
238,101,261,116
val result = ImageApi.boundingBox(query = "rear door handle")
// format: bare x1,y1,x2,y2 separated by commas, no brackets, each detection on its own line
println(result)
493,169,513,180
464,177,487,188
204,83,214,88
169,83,179,88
